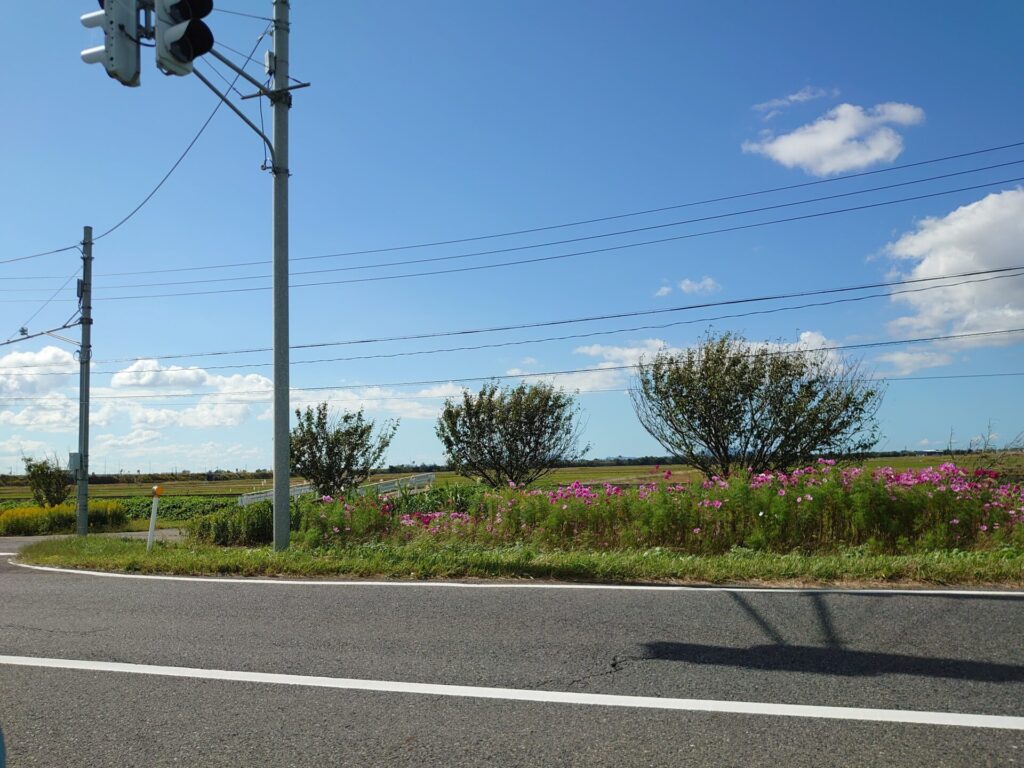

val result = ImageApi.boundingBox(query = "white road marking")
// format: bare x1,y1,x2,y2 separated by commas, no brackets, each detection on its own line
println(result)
8,560,1024,596
0,552,17,556
1,654,1020,730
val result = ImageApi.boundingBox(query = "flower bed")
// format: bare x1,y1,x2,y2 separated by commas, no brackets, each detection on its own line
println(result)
294,461,1024,554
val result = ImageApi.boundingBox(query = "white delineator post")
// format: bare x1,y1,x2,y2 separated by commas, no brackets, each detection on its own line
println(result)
146,485,163,553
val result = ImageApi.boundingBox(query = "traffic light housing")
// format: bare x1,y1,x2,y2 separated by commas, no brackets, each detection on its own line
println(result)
155,0,215,76
80,0,141,87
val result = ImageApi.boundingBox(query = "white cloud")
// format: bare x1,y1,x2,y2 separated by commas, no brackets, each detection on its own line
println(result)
654,286,672,297
881,188,1024,371
678,276,720,295
291,382,466,421
752,86,834,120
101,361,273,429
0,435,53,468
0,394,115,433
110,360,272,396
742,102,924,176
0,346,77,396
574,339,671,365
96,429,162,450
511,339,678,392
875,350,954,376
505,364,628,394
0,393,80,433
93,440,264,468
120,402,253,429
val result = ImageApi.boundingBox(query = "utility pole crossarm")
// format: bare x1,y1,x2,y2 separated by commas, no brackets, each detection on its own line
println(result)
191,66,276,166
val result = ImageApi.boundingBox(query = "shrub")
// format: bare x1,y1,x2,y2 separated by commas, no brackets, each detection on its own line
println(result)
630,331,882,478
23,456,72,507
436,382,589,487
290,403,398,497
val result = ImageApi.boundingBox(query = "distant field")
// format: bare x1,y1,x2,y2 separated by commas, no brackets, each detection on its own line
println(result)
0,479,268,501
4,455,1016,502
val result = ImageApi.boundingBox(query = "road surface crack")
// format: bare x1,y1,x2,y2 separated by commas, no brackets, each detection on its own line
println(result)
535,651,649,690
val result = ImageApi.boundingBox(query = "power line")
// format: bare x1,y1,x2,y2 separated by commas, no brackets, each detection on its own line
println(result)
7,140,1024,279
3,265,1020,370
5,265,81,342
215,40,270,69
75,158,1024,290
7,138,1024,275
0,245,79,268
308,142,1024,259
20,372,1022,410
2,328,1021,401
6,269,1021,377
85,138,1024,278
0,27,273,277
91,175,1024,301
86,155,1024,281
212,7,274,22
92,26,272,242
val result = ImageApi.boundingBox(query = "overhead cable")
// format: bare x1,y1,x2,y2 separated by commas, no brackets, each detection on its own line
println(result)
3,265,1020,370
91,175,1024,301
1,328,1021,400
5,269,1021,376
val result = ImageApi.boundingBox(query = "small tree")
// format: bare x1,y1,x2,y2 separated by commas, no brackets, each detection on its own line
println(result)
23,455,72,507
630,332,882,478
290,403,398,497
436,381,589,487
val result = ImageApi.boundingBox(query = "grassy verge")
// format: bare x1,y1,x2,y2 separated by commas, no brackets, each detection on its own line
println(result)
16,537,1024,587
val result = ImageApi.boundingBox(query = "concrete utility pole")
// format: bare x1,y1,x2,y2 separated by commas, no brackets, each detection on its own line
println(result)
76,226,93,536
271,0,292,550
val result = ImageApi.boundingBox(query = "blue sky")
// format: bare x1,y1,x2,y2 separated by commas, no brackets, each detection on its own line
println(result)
1,1,1023,472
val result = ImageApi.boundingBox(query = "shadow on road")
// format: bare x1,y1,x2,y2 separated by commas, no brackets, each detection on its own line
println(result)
641,640,1024,682
641,591,1024,682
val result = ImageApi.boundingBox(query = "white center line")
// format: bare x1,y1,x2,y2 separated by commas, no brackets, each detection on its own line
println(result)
9,561,1024,596
1,654,1021,730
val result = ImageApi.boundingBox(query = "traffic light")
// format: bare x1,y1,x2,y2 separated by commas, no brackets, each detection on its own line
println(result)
80,0,141,87
155,0,215,76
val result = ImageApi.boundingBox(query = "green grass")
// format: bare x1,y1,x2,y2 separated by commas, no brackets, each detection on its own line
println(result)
17,537,1024,586
3,455,1020,502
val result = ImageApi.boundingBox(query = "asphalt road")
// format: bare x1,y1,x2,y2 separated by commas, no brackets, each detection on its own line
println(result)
1,536,1022,767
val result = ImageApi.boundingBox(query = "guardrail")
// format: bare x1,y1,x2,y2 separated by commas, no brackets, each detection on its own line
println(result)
237,473,435,506
238,483,313,507
355,472,435,497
